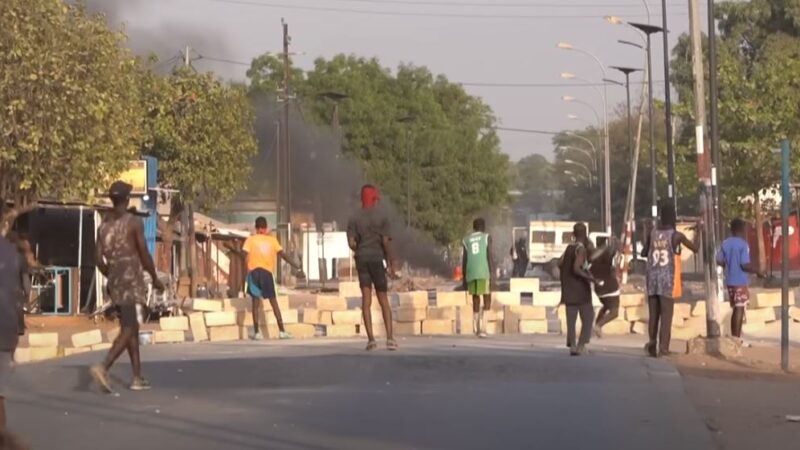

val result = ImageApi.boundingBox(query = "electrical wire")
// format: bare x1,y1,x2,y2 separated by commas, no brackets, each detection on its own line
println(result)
284,0,693,8
209,0,689,19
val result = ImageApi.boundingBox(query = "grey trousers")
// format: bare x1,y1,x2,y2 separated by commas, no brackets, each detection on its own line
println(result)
566,303,595,347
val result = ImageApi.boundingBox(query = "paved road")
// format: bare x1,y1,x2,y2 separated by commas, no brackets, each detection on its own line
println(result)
7,336,715,450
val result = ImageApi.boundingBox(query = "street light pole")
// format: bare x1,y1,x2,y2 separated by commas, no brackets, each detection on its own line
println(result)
559,43,611,234
629,23,664,219
708,0,722,239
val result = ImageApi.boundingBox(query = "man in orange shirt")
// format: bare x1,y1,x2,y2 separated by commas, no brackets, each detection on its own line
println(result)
243,217,303,340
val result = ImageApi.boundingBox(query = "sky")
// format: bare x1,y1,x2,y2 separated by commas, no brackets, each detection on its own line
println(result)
91,0,707,161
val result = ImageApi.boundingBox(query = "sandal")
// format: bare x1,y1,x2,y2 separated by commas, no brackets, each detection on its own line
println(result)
386,339,399,351
365,340,378,351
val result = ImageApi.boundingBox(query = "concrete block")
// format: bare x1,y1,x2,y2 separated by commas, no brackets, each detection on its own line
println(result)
154,330,186,344
686,336,742,358
339,281,362,298
283,323,316,339
790,305,800,321
681,316,706,331
399,291,429,308
208,325,241,342
333,310,363,325
436,291,468,307
106,327,121,343
204,311,237,327
265,296,291,312
71,330,103,348
427,306,458,321
505,305,546,320
691,301,706,317
394,321,422,335
28,332,59,348
632,321,648,335
494,291,521,306
192,298,223,312
15,347,60,363
625,306,649,322
457,307,474,335
504,314,520,334
300,308,321,324
324,324,359,337
674,303,693,320
421,319,455,335
602,320,631,335
620,293,646,307
510,277,539,293
223,298,251,312
746,307,776,323
751,289,792,309
159,316,189,331
533,290,561,307
319,311,334,325
486,321,503,335
519,320,548,334
91,343,113,351
396,307,427,323
277,309,299,324
64,347,92,357
316,296,348,311
189,312,208,342
672,326,703,341
742,322,766,334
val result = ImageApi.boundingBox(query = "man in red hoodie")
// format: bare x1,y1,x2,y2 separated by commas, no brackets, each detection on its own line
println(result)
347,185,399,351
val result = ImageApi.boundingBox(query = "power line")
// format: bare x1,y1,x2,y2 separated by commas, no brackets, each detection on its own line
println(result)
287,0,693,8
460,80,662,87
198,55,252,66
209,0,689,19
494,126,559,136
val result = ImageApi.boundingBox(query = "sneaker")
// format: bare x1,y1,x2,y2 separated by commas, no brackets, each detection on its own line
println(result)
478,331,489,338
90,365,113,393
251,331,264,341
129,377,152,391
365,340,378,351
279,331,293,340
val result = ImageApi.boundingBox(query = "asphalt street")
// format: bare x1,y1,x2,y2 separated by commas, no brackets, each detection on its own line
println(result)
7,336,716,450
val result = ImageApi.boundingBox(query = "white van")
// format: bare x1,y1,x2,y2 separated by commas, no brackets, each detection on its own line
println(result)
521,221,609,279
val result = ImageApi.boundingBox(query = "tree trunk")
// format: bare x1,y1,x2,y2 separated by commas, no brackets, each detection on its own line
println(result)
754,192,767,272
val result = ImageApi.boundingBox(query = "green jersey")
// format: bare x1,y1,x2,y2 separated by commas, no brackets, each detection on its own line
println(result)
463,232,490,282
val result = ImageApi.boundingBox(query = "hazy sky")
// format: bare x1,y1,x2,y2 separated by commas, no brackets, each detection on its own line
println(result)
94,0,707,161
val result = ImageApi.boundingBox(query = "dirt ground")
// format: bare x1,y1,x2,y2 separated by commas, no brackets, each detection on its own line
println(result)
673,345,800,450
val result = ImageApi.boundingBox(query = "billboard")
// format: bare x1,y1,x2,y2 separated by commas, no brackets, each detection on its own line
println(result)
118,160,148,195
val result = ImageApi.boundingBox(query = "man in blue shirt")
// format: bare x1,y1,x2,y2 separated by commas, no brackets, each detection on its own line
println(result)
716,218,765,338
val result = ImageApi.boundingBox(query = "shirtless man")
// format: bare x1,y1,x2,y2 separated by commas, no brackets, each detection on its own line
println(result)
91,181,164,392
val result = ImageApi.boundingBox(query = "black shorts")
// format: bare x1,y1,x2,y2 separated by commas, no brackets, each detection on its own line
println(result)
117,304,139,328
356,259,388,293
599,296,620,310
247,268,277,300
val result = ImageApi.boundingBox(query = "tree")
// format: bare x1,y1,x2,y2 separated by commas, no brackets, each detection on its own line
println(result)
247,54,510,245
141,66,258,270
0,0,142,233
513,154,557,216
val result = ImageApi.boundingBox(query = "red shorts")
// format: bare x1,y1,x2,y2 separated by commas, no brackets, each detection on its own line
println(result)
727,286,750,307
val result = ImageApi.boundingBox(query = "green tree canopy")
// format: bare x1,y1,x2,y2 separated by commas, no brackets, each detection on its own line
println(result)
0,0,142,232
248,53,510,245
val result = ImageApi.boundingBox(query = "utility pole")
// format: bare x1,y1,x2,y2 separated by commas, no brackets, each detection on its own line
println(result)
689,0,720,338
276,19,292,282
661,0,677,218
707,0,722,240
183,44,197,296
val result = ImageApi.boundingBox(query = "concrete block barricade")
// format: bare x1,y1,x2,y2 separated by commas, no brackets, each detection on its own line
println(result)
421,319,455,335
332,310,362,325
505,305,546,321
315,296,348,311
745,307,777,324
625,306,649,322
324,324,359,338
28,333,59,348
283,323,316,339
189,312,209,342
319,311,334,325
159,316,190,331
204,311,237,327
435,291,468,307
208,325,240,342
15,347,60,364
338,281,362,298
533,290,561,307
750,289,792,309
518,320,548,334
494,291,521,306
398,291,429,309
91,343,113,351
674,303,693,320
691,301,706,317
154,330,186,344
394,321,422,336
632,321,648,335
509,278,539,294
223,298,251,312
64,347,92,357
619,293,646,307
601,321,631,335
790,306,800,321
71,330,103,348
191,298,223,312
300,308,321,324
427,306,457,321
396,307,427,323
